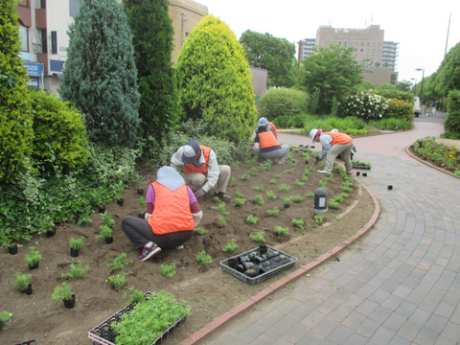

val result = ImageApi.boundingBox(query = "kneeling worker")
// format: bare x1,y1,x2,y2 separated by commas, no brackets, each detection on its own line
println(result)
171,139,232,202
253,125,289,164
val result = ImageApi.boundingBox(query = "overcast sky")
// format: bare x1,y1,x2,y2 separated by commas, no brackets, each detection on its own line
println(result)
196,0,459,85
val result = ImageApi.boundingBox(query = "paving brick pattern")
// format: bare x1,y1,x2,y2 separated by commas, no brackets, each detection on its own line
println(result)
199,114,460,345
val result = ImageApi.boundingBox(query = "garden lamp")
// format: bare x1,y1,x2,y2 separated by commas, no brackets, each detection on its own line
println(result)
313,188,328,215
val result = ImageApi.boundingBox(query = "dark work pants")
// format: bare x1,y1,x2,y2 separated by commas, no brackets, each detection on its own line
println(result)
120,216,193,250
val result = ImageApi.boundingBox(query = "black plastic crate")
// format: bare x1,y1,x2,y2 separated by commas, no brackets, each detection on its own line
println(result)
88,292,187,345
220,245,297,285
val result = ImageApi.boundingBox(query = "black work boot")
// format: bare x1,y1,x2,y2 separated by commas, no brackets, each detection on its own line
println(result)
215,191,231,203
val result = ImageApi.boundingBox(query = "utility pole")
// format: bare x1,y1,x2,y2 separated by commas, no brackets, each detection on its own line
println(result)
445,13,451,58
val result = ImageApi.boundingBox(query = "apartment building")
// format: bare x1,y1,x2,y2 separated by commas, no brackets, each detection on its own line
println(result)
298,25,399,86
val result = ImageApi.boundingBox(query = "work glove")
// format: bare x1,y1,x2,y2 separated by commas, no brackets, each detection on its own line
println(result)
194,189,206,199
352,145,357,153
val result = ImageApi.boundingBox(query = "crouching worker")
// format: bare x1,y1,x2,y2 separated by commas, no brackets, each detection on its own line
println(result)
171,139,232,203
253,125,290,164
121,166,202,262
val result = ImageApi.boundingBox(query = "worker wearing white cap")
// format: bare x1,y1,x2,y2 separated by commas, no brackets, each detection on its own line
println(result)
309,128,354,174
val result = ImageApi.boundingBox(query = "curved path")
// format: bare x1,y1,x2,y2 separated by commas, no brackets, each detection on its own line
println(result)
199,113,460,345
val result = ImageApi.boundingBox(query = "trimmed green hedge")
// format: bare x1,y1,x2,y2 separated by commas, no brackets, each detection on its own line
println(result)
260,88,309,119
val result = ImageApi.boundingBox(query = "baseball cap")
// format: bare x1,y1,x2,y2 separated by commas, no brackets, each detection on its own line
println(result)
258,117,268,127
309,128,322,143
181,139,200,164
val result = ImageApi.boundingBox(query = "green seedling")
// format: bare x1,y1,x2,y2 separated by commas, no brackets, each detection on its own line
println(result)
223,239,238,253
253,195,264,205
77,212,92,225
218,216,226,228
194,227,208,235
137,196,147,214
252,185,264,192
241,173,249,180
325,173,334,182
96,225,113,240
196,250,213,265
274,226,289,235
314,215,323,225
265,159,273,169
269,179,277,185
274,173,282,179
311,151,320,159
107,253,132,271
293,147,299,152
295,179,304,187
13,272,32,291
0,311,13,327
234,198,246,207
301,176,308,182
341,185,352,192
52,281,73,301
282,196,291,206
278,184,290,193
267,207,280,217
234,189,245,198
70,236,85,250
289,161,297,167
334,195,344,203
258,164,267,172
339,192,349,199
306,192,315,198
266,190,277,200
304,168,310,176
304,156,310,163
211,196,220,202
248,155,258,166
228,176,235,187
107,273,127,289
328,200,339,209
292,195,304,203
250,167,258,176
25,247,42,267
62,261,90,279
102,211,116,228
319,180,328,189
232,160,240,170
249,232,266,243
212,202,230,215
246,214,257,225
291,218,304,230
283,169,293,174
124,287,144,304
134,173,143,190
160,264,177,278
286,152,294,160
309,166,316,172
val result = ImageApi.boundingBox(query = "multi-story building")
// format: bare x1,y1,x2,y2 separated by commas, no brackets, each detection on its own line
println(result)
298,25,399,86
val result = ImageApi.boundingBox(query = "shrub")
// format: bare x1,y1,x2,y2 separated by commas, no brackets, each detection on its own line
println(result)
160,264,176,278
444,90,460,134
0,0,33,182
260,88,309,120
222,239,238,253
273,114,309,129
373,89,414,104
176,15,258,142
196,250,213,265
96,225,113,240
383,99,414,122
339,92,389,120
0,311,13,327
25,247,42,267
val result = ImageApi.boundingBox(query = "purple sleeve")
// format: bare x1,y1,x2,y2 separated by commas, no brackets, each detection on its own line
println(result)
146,184,155,204
187,187,197,203
187,187,201,213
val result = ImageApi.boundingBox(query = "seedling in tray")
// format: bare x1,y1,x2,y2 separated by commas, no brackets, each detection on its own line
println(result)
107,253,132,271
249,232,266,243
107,272,127,290
267,207,280,217
212,202,229,215
266,190,277,200
62,261,90,280
246,214,257,225
222,239,238,253
160,264,177,278
196,250,212,265
274,226,289,235
194,227,208,235
291,218,304,230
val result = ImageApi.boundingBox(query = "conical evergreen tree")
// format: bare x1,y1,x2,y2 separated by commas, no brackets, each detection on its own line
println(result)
59,0,140,146
176,15,258,142
0,0,33,182
124,0,177,147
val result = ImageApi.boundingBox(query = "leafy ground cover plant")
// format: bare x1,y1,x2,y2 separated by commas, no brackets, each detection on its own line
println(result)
246,214,257,225
196,250,212,265
234,189,245,198
282,196,291,206
295,179,304,187
265,159,273,169
102,211,116,228
124,287,145,304
283,169,293,174
0,311,13,327
266,190,277,200
274,226,289,235
96,225,113,240
252,185,264,192
328,200,339,209
212,202,230,215
278,184,290,192
194,227,208,235
211,196,220,202
234,198,246,207
267,207,280,217
241,173,249,180
274,173,282,178
77,212,92,225
62,262,90,280
253,195,264,205
232,160,240,170
25,247,42,268
13,272,32,291
301,176,308,182
52,281,73,301
319,180,328,189
107,253,133,271
314,215,323,225
228,176,235,187
160,264,177,278
70,236,85,250
137,196,147,214
304,168,311,176
292,195,304,203
258,164,267,172
341,182,352,192
339,192,349,199
249,232,266,243
107,273,127,289
222,239,238,253
250,167,258,176
306,192,314,198
218,216,226,228
291,218,304,230
269,179,277,184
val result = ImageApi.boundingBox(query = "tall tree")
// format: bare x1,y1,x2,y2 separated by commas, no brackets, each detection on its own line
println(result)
437,42,460,97
59,0,140,146
240,30,296,88
0,0,33,182
395,80,413,92
300,44,363,114
176,15,258,142
124,0,177,147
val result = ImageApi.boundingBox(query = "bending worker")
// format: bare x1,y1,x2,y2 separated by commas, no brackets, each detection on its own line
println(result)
255,117,278,138
309,128,354,174
171,139,232,203
120,166,202,261
253,125,289,164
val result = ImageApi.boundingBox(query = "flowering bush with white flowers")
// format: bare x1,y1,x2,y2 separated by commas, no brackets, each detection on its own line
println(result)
339,92,389,120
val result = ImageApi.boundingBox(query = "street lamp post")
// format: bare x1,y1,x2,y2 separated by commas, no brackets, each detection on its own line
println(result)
416,68,425,108
411,78,417,96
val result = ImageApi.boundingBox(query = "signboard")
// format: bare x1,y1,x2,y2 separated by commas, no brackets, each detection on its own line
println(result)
50,59,65,74
24,62,43,76
27,77,40,88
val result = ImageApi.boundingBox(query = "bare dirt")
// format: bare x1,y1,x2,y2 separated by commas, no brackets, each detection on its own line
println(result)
0,148,375,345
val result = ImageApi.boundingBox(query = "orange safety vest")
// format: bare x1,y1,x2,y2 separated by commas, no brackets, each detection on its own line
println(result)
268,121,278,137
183,145,211,175
258,131,281,149
324,132,353,145
148,183,194,235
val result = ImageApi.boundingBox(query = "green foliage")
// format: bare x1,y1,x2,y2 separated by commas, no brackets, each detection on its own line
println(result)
194,227,208,235
25,247,42,267
437,43,460,96
0,0,33,182
266,190,277,200
77,212,92,225
70,237,85,250
369,117,413,131
234,189,245,198
444,90,460,134
196,250,213,265
283,169,293,174
328,200,339,209
258,164,267,172
295,179,304,187
0,311,13,326
278,184,290,192
211,196,220,203
107,272,127,289
314,215,323,224
373,89,414,103
222,239,238,253
124,287,144,304
29,89,90,174
137,196,147,214
339,92,389,120
246,214,258,225
211,202,230,215
292,195,304,203
59,0,140,146
176,15,258,142
267,207,280,217
13,272,32,291
249,232,266,243
62,262,90,280
124,0,177,149
274,173,282,178
300,44,363,114
282,196,291,205
253,195,264,205
291,218,304,229
301,176,308,182
107,253,133,271
252,185,264,192
234,198,246,207
306,192,315,198
259,88,309,119
160,264,177,278
269,179,277,184
274,226,289,235
96,225,113,240
273,114,309,129
241,173,250,180
228,176,235,187
250,167,258,176
52,281,73,301
218,216,226,228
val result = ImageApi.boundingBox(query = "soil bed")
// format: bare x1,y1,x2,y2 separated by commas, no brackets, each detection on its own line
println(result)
408,145,459,175
0,148,375,345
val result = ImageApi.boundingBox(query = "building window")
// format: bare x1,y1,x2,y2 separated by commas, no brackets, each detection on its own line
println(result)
360,55,363,58
338,41,341,44
17,0,28,6
355,42,358,46
327,41,330,44
378,43,381,46
367,43,370,46
372,49,375,52
69,0,84,17
361,42,364,46
371,55,374,58
360,49,363,52
377,55,380,58
344,42,347,45
40,0,46,8
373,43,375,46
51,31,58,54
366,49,369,52
365,55,368,58
19,25,29,52
377,49,380,52
40,29,47,53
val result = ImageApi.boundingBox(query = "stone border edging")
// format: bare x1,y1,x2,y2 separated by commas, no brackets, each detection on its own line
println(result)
180,180,381,345
405,146,460,180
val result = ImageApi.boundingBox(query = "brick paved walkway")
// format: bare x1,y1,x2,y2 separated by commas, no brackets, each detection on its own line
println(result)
200,114,460,345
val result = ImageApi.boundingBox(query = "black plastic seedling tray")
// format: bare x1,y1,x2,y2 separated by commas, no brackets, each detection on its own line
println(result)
88,292,187,345
220,245,297,285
